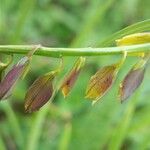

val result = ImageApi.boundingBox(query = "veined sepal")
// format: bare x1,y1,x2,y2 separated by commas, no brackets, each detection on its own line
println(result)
85,52,127,105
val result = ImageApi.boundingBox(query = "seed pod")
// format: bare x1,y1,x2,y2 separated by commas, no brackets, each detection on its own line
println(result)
116,32,150,46
61,57,85,97
119,58,148,102
85,64,119,103
25,71,57,112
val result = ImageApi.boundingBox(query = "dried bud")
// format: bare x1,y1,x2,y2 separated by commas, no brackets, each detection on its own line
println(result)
61,57,85,97
85,64,119,103
25,71,57,112
116,32,150,46
119,58,148,102
0,57,29,100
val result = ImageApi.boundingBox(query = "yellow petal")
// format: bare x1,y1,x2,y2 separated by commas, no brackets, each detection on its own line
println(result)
116,32,150,46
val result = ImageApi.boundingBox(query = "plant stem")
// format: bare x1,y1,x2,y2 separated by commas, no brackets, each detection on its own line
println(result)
0,44,150,58
25,104,50,150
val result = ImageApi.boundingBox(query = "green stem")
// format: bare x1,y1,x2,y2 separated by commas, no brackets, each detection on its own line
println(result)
26,104,49,150
0,44,150,58
58,123,72,150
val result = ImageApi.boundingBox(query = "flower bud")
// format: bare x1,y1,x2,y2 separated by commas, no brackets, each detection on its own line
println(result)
85,52,127,104
85,64,119,103
0,57,29,100
25,71,57,112
119,57,149,102
116,32,150,46
61,57,85,97
0,46,39,100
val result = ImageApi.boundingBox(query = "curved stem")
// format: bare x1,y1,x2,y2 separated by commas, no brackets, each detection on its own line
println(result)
0,44,150,58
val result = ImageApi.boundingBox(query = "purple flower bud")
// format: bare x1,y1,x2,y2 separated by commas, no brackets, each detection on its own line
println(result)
119,68,145,102
0,57,29,100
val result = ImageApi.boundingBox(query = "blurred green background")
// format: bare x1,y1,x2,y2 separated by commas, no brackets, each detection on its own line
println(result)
0,0,150,150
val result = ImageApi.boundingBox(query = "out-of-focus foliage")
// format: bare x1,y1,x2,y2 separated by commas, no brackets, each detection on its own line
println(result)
0,0,150,150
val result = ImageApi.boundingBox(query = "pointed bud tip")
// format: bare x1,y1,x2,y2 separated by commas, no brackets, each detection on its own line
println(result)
61,85,69,98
